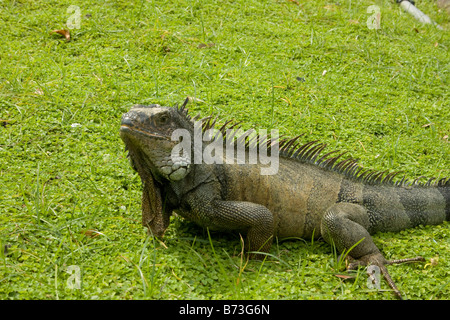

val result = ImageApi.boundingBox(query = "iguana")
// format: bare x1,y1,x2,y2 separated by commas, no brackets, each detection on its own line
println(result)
119,98,449,299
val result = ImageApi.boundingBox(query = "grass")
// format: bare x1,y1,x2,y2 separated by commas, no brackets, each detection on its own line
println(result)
0,0,449,300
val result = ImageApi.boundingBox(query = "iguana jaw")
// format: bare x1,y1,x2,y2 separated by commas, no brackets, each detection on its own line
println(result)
120,124,169,140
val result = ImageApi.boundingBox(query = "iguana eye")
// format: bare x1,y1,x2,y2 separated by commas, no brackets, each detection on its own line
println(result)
156,113,170,125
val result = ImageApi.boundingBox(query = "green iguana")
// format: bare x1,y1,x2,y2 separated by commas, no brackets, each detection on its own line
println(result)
119,98,449,299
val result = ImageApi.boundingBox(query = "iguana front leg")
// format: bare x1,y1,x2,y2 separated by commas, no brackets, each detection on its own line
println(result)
320,202,424,299
181,191,274,259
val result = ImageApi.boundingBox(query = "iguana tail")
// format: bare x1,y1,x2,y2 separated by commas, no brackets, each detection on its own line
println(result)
334,176,450,234
367,178,450,233
437,178,450,221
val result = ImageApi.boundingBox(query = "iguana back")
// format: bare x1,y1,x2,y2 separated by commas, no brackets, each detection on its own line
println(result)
220,157,448,238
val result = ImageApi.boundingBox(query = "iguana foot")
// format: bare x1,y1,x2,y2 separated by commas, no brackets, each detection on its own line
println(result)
345,253,425,299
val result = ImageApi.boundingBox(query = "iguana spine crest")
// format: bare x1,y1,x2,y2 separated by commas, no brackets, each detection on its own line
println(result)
174,100,449,189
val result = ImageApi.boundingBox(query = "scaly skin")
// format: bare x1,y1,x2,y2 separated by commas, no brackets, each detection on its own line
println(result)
120,100,449,299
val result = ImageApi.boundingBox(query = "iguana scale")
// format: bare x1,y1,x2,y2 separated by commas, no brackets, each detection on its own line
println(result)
120,98,449,299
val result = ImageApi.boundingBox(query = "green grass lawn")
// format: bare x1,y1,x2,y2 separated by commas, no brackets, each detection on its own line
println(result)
0,0,449,300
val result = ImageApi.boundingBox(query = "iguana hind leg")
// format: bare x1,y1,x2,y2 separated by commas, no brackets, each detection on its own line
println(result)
321,202,424,299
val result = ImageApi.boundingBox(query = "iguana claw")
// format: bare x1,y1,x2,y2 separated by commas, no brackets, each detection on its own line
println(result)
346,253,425,299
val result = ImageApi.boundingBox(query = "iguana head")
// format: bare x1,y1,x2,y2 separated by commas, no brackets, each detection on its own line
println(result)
120,103,193,182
